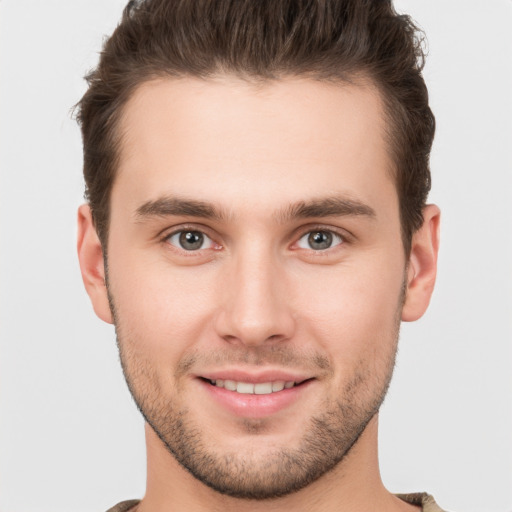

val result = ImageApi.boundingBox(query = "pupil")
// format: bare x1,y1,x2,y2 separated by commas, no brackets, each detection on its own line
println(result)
179,231,204,250
308,231,332,250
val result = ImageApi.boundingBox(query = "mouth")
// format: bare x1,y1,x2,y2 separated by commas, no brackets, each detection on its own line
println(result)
197,374,315,418
204,378,305,395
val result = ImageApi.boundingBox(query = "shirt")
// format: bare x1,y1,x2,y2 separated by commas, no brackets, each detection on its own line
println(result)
106,492,448,511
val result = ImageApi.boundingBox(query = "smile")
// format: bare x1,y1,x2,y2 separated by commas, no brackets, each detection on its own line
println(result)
209,379,297,395
200,375,314,417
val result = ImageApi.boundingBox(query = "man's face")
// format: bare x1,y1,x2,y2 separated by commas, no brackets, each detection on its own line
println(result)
104,77,407,498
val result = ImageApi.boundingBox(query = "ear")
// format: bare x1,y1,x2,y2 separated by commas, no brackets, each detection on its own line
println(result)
77,204,113,324
402,204,441,322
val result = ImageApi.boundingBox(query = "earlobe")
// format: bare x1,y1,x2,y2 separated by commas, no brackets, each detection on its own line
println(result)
77,204,113,324
402,204,441,322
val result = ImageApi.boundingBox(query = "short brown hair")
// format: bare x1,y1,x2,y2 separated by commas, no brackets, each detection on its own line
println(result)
76,0,434,254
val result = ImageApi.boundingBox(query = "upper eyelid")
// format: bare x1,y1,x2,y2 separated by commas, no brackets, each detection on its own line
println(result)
157,223,354,246
167,230,215,250
158,223,217,240
292,224,354,243
162,228,220,255
292,230,345,253
298,230,344,242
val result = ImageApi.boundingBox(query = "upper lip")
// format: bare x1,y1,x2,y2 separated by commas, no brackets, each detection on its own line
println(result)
197,369,312,384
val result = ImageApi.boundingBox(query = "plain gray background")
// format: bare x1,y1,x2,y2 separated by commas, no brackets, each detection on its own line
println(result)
1,1,511,511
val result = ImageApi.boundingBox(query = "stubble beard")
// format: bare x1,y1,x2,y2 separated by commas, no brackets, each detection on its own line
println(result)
108,286,403,500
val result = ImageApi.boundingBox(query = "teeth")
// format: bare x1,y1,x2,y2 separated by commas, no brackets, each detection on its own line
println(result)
254,383,272,395
224,380,236,391
272,381,285,392
237,382,255,394
211,379,296,395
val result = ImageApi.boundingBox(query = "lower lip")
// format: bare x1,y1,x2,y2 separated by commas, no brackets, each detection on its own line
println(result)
199,379,312,418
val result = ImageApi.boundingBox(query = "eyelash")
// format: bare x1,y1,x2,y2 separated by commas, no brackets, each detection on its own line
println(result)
159,224,352,254
292,224,353,252
160,225,221,253
295,229,344,251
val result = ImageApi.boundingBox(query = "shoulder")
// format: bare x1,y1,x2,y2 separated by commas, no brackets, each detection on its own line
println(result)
396,492,449,512
105,499,140,512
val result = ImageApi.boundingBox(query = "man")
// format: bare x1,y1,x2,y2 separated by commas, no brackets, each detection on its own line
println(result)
76,1,443,511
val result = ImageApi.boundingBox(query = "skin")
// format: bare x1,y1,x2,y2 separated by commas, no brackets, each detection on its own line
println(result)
78,76,440,512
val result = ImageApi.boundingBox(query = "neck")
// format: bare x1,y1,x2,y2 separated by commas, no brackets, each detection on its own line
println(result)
136,415,418,512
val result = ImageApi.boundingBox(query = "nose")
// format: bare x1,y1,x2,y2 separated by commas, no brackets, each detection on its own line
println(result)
214,247,296,347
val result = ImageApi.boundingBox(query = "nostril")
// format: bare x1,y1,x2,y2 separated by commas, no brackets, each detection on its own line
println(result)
222,334,241,345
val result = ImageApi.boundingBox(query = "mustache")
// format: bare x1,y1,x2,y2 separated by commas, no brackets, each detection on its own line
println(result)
176,345,332,376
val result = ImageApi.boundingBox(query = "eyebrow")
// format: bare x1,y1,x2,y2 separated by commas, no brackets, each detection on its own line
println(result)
135,195,376,223
275,196,376,223
135,196,228,222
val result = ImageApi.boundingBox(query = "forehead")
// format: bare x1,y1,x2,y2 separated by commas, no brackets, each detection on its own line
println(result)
114,76,396,219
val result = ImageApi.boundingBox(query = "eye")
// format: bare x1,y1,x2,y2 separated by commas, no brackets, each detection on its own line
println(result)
296,230,343,251
166,230,216,251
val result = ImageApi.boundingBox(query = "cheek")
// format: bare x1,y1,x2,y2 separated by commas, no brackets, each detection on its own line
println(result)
106,247,220,363
294,252,405,365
